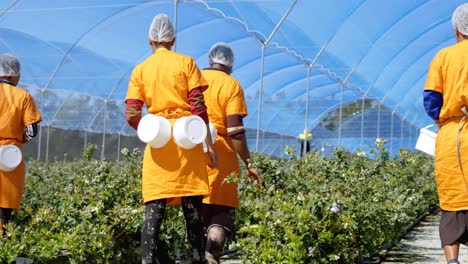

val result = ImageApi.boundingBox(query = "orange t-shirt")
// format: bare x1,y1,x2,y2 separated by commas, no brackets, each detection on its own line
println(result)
201,69,248,208
425,40,468,211
126,48,210,203
0,82,42,210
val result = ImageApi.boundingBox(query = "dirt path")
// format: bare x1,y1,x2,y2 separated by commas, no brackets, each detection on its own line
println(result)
383,211,468,264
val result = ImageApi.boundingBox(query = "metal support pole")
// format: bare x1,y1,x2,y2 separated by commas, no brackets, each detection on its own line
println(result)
173,0,179,51
338,84,343,146
37,89,44,161
390,111,394,154
360,97,365,147
377,104,381,139
303,66,311,157
84,130,88,153
101,100,107,160
46,126,50,161
255,44,266,152
117,133,121,161
400,118,404,149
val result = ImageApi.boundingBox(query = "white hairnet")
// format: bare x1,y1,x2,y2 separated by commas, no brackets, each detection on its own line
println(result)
208,42,234,67
452,3,468,36
0,54,20,77
148,14,175,43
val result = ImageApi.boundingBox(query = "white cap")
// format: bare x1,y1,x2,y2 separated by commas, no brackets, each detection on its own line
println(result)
208,42,234,67
452,3,468,36
0,54,20,77
148,14,175,43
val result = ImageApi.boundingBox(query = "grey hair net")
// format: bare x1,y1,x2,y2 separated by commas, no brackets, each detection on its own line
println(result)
209,42,234,67
0,54,20,77
452,3,468,36
148,14,175,42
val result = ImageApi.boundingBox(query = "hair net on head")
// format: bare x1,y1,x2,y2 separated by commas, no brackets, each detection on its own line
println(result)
148,14,175,43
209,42,234,67
452,3,468,36
0,54,20,77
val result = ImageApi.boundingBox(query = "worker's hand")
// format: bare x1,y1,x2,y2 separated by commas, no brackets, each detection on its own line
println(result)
126,105,141,122
246,167,262,187
207,146,218,168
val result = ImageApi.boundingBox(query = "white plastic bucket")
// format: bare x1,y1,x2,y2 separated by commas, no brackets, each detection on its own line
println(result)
415,125,437,156
137,114,172,148
173,115,207,149
203,123,218,152
0,145,22,172
208,123,217,144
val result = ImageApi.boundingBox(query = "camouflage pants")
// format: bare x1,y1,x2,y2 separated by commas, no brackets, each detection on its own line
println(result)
141,196,206,264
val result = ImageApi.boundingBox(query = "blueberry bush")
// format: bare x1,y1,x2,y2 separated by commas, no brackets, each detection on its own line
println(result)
0,142,437,263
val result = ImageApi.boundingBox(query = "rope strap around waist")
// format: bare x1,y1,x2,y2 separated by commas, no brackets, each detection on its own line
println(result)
456,106,468,192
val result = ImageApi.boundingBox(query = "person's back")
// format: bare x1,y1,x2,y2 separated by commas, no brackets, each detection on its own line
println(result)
0,84,37,144
425,32,468,211
125,14,217,264
0,54,42,232
202,69,243,137
200,42,261,264
429,41,468,121
135,49,200,116
423,4,468,264
201,67,245,208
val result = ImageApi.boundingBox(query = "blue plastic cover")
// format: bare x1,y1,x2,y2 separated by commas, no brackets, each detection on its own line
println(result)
1,0,464,156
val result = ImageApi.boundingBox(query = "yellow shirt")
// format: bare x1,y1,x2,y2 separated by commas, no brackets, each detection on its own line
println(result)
201,69,248,208
0,82,42,210
126,48,210,203
425,40,468,211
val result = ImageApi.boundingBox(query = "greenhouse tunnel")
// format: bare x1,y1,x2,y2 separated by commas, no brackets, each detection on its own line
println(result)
0,0,463,160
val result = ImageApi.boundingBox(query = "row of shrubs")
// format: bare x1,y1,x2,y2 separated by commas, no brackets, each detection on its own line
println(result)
0,142,437,263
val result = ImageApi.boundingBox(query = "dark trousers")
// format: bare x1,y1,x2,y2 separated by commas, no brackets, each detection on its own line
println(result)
141,196,206,264
0,208,13,235
0,208,12,225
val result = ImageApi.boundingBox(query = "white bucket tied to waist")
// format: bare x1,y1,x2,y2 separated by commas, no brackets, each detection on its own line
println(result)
0,145,22,172
137,114,210,150
173,115,207,149
137,114,172,148
202,123,217,152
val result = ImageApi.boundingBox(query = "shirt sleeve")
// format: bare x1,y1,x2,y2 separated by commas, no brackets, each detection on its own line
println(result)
188,87,209,123
423,90,443,121
424,51,443,93
125,65,145,102
126,99,144,129
23,93,42,126
186,57,208,92
227,114,245,138
24,122,39,142
226,80,248,117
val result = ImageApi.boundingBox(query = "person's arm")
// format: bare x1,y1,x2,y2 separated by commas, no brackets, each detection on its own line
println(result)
188,87,218,168
125,65,145,130
125,99,144,129
188,87,209,124
23,122,39,142
423,90,443,122
227,115,262,186
424,51,444,125
22,93,42,143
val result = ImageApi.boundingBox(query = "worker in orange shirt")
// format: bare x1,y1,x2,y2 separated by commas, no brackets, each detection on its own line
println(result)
0,54,42,232
125,14,217,264
423,4,468,264
201,43,261,263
